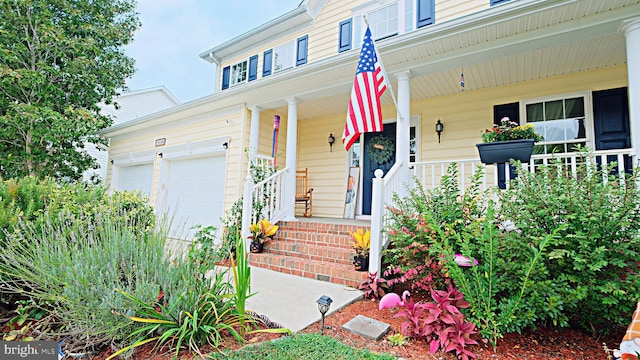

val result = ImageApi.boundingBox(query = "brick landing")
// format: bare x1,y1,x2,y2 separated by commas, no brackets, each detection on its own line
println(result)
249,219,371,288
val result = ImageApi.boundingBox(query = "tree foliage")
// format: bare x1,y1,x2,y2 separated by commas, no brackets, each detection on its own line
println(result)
0,0,140,181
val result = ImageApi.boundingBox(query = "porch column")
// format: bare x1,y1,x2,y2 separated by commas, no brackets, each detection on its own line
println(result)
285,98,299,220
248,106,261,161
396,71,411,197
622,18,640,152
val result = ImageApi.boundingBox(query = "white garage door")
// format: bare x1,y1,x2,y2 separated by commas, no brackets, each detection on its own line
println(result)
166,155,226,239
118,164,153,197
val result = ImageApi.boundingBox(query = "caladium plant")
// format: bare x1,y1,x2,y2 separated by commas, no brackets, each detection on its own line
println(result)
387,286,478,360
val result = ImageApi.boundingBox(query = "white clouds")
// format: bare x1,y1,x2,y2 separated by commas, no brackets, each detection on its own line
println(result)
125,0,301,102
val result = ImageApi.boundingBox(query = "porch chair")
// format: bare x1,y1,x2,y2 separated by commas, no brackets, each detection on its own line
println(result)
295,168,313,217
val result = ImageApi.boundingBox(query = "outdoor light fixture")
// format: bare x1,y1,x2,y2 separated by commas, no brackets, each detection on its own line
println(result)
328,133,336,152
222,142,229,149
158,152,163,158
435,119,444,143
316,295,333,335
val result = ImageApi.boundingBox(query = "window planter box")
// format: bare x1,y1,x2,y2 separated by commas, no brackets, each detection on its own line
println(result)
476,139,535,164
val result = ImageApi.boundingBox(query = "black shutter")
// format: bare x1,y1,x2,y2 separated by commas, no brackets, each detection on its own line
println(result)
263,49,273,77
296,35,308,66
416,0,435,28
493,102,520,189
221,66,230,90
248,55,258,81
339,19,352,53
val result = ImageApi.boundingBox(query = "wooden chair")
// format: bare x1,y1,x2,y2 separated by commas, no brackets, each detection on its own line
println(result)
295,168,313,217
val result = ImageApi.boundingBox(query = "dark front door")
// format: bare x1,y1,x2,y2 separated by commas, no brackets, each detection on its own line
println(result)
592,87,631,172
362,123,396,215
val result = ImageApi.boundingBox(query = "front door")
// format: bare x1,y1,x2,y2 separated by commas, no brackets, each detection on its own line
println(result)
362,123,396,215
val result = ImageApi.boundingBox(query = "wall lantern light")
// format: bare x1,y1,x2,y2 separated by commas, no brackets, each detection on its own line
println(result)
435,119,444,143
328,133,336,152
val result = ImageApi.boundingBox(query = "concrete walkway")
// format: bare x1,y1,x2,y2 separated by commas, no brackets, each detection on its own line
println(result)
245,267,363,333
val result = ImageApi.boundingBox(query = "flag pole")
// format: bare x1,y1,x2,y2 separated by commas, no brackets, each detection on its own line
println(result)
363,15,403,122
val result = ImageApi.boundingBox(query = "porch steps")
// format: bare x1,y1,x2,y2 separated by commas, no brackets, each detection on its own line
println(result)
249,219,371,288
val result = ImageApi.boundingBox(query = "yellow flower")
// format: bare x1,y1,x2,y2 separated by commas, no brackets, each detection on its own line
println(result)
259,219,279,238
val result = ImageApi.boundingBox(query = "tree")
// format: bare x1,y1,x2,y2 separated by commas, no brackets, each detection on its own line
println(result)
0,0,140,181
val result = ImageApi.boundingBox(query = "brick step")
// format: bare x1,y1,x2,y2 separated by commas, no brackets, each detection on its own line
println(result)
275,221,371,249
263,240,355,266
249,252,369,288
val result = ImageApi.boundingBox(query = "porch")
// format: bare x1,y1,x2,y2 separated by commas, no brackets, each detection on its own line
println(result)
243,148,635,287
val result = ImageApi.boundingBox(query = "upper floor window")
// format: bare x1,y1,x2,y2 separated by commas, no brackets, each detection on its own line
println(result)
274,42,294,72
231,60,247,86
344,0,434,52
523,94,588,154
368,3,399,40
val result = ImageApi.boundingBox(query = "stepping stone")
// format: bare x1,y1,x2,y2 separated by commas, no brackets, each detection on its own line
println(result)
342,315,390,340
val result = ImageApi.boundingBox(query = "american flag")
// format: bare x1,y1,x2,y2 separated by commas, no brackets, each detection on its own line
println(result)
342,26,387,151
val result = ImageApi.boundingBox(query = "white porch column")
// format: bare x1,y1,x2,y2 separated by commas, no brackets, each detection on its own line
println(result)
396,71,411,197
622,18,640,152
248,106,262,161
284,98,299,220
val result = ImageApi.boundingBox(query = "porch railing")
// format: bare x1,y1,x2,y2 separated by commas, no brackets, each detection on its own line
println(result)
369,160,403,275
241,155,289,245
409,149,636,191
370,148,635,277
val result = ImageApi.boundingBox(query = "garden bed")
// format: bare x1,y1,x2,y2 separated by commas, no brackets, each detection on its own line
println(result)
87,296,624,359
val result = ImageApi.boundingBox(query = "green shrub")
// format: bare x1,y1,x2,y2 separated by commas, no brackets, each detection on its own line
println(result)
383,164,484,293
0,216,171,343
498,155,640,332
432,202,571,345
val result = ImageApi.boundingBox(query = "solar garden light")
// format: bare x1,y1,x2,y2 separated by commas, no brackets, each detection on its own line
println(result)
316,295,333,335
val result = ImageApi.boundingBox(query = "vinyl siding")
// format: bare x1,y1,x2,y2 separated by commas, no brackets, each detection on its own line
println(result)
297,114,349,217
436,0,488,23
293,65,628,217
107,106,247,214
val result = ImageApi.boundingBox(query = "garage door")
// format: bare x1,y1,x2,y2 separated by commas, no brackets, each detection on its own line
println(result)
118,163,153,197
165,155,226,239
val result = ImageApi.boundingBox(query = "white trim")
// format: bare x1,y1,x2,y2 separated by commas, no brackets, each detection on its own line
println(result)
519,90,594,149
160,137,231,161
410,114,421,162
110,149,156,166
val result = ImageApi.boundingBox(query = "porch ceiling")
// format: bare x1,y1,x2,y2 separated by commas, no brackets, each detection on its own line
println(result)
261,0,637,120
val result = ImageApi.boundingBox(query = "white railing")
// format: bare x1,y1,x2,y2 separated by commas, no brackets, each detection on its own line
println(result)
241,154,288,246
369,161,403,275
409,149,636,192
410,158,489,191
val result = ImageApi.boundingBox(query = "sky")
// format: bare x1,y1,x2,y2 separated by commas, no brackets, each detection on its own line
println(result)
125,0,302,103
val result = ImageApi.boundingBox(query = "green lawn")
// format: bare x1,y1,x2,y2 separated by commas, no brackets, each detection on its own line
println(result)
210,333,396,360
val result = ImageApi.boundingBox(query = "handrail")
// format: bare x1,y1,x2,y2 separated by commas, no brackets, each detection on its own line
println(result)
241,165,289,246
369,160,403,276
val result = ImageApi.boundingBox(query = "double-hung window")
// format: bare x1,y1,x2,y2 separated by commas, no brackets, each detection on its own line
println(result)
523,94,588,154
230,60,247,86
274,42,294,72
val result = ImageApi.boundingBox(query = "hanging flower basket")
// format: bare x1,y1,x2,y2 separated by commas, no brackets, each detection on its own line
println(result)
476,139,535,164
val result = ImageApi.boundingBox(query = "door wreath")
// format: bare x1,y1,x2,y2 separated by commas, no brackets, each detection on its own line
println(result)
367,135,395,165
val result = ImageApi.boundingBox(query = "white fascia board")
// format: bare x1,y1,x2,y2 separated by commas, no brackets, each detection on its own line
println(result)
199,6,311,63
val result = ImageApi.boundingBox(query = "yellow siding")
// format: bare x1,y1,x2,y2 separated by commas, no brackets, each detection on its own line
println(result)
437,0,488,24
294,65,628,217
412,65,628,163
107,106,247,214
297,114,349,217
